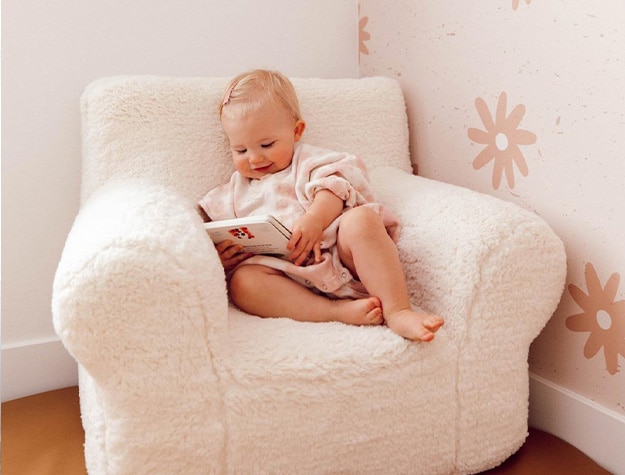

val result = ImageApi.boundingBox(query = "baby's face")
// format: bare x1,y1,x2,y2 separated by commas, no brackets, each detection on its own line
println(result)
222,102,305,180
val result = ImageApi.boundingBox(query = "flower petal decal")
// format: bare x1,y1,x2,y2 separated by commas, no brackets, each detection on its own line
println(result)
512,0,532,10
566,263,625,375
359,8,370,62
468,92,536,189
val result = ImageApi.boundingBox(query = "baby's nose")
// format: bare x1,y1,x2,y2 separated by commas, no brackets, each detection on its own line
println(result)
250,152,264,163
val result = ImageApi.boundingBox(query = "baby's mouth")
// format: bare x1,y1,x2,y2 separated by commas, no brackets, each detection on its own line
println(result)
253,165,272,173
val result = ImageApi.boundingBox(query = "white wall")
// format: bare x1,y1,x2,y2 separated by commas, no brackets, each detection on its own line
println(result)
1,0,359,402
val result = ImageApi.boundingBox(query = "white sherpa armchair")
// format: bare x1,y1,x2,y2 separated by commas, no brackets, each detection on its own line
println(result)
53,76,566,474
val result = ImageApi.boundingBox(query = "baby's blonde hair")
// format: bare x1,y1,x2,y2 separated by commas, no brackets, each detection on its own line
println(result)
219,69,302,122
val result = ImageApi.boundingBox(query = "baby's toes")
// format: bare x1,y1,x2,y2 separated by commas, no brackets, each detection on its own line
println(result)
424,316,444,332
368,308,384,325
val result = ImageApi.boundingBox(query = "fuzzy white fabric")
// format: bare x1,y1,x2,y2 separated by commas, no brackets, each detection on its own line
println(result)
53,76,567,474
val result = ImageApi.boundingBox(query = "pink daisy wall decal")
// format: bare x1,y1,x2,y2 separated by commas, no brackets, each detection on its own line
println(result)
467,92,536,189
358,9,370,62
512,0,532,10
566,263,625,375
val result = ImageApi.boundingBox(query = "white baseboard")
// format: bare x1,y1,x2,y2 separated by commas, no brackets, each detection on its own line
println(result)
529,372,625,475
1,337,78,402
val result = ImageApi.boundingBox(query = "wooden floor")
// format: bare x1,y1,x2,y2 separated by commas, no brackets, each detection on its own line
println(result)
1,386,612,474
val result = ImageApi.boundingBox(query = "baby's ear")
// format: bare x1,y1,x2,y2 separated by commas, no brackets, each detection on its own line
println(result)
294,120,306,142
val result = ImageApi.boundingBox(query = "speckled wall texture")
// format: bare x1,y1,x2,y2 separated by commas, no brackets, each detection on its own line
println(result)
359,1,624,414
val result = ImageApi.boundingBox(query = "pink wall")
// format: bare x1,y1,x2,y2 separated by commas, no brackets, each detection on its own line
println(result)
359,1,625,415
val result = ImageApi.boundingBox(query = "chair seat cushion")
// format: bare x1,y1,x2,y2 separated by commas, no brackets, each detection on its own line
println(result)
224,307,449,378
217,308,460,473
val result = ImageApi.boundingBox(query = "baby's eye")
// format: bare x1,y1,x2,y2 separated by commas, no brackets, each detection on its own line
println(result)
261,141,275,148
235,148,247,154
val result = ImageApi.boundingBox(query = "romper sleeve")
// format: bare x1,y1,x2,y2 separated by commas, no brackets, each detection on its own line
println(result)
199,179,237,221
297,145,375,210
294,144,401,249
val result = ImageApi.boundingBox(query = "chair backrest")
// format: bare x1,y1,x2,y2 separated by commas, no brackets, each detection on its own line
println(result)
80,75,412,204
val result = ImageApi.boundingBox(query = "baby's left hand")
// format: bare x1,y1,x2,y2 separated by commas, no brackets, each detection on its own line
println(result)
288,213,324,266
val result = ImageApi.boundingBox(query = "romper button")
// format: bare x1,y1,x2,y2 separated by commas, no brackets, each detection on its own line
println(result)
305,280,312,286
321,284,328,291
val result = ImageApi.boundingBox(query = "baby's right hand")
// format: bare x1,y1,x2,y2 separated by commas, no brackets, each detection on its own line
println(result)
215,240,252,271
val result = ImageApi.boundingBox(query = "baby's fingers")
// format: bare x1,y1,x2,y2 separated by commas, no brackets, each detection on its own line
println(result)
292,249,312,266
217,240,245,258
223,252,252,270
287,231,308,261
313,242,322,263
287,229,302,251
215,239,234,253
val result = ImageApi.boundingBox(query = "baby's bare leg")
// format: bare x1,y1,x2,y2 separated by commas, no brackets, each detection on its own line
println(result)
229,264,383,326
336,207,444,341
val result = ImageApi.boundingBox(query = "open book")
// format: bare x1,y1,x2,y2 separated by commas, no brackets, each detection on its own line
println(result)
204,215,292,258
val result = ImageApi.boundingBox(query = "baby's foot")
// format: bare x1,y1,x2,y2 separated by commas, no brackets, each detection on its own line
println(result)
385,309,444,342
334,297,384,326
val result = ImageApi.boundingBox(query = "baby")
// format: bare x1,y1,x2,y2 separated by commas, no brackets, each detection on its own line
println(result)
199,69,444,341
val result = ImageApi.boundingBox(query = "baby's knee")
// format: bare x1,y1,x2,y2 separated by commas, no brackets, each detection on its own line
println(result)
340,207,384,238
229,265,280,298
229,265,260,299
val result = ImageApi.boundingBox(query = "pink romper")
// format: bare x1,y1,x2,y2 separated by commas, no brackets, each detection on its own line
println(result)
199,143,400,298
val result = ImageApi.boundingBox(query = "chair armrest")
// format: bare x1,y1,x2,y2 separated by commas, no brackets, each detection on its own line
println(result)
370,167,567,470
370,167,567,343
52,180,228,387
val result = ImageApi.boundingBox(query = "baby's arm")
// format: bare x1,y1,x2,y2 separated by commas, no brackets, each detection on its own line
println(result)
288,189,343,265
